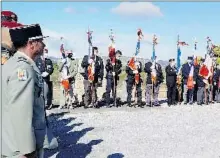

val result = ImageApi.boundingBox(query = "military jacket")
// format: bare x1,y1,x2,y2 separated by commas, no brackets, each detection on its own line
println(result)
2,51,46,157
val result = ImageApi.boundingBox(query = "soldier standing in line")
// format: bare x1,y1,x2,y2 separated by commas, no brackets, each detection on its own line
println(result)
2,24,48,158
165,58,178,106
144,56,164,106
126,58,143,107
81,46,104,108
105,50,122,107
35,48,54,110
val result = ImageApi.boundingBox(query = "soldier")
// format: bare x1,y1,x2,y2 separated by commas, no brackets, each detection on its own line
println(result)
105,50,122,107
35,48,54,109
182,56,196,105
195,58,206,105
81,46,104,108
66,51,79,108
2,24,48,158
144,56,164,106
165,58,177,106
126,58,143,107
213,64,220,103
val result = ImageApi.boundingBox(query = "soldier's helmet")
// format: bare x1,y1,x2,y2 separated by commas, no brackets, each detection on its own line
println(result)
1,11,18,22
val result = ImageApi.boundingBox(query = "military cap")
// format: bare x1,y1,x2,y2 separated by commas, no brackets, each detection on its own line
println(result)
1,11,18,22
9,24,49,47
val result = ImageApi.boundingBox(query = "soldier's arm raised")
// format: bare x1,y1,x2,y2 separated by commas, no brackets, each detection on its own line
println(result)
7,63,36,155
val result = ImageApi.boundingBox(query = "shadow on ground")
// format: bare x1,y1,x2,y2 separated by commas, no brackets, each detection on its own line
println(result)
44,112,103,158
107,153,125,158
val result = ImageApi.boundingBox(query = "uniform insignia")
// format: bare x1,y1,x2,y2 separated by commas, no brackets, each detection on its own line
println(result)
17,69,28,81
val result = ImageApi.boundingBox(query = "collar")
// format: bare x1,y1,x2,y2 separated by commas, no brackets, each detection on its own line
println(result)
17,51,35,65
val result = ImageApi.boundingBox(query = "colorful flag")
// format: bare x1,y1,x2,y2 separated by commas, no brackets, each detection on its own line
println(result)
177,46,181,71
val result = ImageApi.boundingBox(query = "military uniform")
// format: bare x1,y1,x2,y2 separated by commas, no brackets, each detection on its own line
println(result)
126,61,142,106
35,55,54,108
144,61,164,106
105,58,122,106
2,51,46,157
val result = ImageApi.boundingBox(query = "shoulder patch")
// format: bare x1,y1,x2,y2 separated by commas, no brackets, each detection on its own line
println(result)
17,68,28,81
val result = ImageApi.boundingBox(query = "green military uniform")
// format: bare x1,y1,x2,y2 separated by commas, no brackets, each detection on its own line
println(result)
2,51,46,157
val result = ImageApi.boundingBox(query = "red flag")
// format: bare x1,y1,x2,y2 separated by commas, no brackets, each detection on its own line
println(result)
178,41,189,46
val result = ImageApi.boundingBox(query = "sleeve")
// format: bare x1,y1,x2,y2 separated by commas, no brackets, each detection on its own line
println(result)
7,64,36,154
126,65,134,75
46,59,54,75
116,60,122,75
182,64,188,79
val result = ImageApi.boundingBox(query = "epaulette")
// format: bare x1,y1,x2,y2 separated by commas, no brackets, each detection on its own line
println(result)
17,56,30,64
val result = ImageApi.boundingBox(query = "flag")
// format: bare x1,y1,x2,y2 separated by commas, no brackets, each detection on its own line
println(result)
177,46,181,71
178,41,189,46
152,44,156,60
199,54,213,80
135,40,140,56
87,30,93,46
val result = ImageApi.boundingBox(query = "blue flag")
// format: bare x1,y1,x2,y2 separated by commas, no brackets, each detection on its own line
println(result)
177,47,181,71
152,45,156,60
135,40,140,56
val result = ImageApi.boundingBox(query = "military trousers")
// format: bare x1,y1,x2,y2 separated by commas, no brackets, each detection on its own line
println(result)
145,84,160,105
83,79,97,106
126,80,142,104
183,85,194,104
167,85,177,105
197,87,205,104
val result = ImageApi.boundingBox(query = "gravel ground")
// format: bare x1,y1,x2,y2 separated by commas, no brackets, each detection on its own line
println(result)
45,103,220,158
